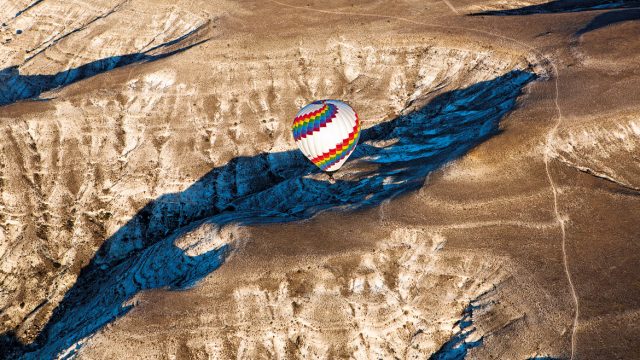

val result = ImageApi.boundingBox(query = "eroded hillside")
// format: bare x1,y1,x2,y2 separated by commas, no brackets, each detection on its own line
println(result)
1,0,639,359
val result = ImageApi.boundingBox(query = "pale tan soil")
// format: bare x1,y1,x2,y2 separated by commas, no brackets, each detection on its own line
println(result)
0,0,639,359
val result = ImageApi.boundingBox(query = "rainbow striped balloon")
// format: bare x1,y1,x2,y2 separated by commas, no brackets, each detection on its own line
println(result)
292,99,361,172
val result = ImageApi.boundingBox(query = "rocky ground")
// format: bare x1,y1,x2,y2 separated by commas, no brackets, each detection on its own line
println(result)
0,0,639,359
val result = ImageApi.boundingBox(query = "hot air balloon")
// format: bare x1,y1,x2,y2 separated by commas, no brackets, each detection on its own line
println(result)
292,99,361,172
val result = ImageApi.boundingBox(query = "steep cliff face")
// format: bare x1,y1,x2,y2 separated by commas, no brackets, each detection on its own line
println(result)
1,0,639,359
81,227,515,359
0,28,536,348
0,0,215,343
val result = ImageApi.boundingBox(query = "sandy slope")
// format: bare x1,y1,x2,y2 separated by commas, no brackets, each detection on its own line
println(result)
0,0,639,359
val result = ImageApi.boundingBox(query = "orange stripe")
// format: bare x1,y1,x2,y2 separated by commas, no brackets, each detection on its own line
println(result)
293,104,327,128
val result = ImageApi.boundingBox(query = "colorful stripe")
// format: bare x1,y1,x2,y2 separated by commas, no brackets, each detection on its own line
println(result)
310,114,360,171
292,102,338,141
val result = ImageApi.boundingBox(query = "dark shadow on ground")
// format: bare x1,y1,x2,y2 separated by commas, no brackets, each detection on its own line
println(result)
575,8,640,34
430,303,483,360
0,70,537,359
12,0,44,19
470,0,640,16
0,23,207,107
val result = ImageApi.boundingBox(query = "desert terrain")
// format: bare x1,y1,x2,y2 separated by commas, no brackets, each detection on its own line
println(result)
0,0,639,359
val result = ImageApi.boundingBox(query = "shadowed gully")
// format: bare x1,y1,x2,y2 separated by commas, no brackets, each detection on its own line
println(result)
0,70,536,359
576,8,640,35
0,23,208,107
471,0,640,16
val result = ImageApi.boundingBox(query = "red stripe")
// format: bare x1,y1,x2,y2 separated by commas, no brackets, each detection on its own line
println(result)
310,117,360,164
293,104,327,127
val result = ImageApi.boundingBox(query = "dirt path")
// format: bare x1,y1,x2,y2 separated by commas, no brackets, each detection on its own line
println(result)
267,1,578,357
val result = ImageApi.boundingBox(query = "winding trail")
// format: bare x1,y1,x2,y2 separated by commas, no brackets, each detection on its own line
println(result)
267,0,579,358
546,68,580,360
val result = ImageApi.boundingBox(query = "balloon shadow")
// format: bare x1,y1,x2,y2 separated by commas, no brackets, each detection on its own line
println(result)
0,70,536,359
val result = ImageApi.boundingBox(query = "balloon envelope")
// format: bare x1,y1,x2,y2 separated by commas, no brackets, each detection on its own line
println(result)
292,99,361,172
